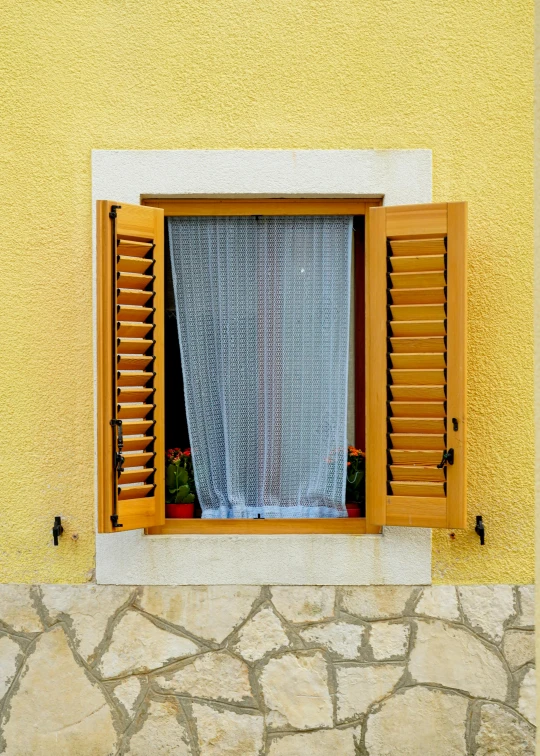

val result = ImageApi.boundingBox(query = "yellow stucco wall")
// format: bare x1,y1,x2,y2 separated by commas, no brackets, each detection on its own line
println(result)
1,0,533,583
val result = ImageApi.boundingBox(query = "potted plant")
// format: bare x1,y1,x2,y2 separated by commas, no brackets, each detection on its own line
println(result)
346,446,365,517
165,448,196,518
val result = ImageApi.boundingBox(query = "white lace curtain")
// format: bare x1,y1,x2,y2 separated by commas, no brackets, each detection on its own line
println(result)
169,216,352,519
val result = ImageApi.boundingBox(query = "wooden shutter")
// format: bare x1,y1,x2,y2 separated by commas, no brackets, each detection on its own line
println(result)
366,203,466,528
97,201,165,532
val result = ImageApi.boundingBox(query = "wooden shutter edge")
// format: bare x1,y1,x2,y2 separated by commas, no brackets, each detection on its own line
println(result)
366,207,388,528
97,201,114,533
445,202,467,528
149,207,166,529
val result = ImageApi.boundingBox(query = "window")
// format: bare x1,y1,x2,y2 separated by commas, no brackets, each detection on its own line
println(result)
97,199,466,535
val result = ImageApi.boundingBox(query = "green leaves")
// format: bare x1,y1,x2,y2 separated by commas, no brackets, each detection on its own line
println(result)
176,492,195,504
346,449,366,505
166,459,196,504
174,485,190,502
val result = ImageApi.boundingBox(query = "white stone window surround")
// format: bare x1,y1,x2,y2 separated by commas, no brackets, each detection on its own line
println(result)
93,149,433,586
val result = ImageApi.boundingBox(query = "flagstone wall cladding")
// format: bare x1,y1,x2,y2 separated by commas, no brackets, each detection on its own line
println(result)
0,584,534,755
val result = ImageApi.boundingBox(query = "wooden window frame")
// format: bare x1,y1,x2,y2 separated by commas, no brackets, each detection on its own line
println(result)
140,197,382,535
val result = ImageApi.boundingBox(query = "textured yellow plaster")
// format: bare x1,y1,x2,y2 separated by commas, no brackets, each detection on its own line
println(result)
0,0,533,583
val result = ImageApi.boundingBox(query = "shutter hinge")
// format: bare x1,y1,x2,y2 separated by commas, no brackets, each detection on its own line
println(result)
109,204,121,219
110,514,123,529
110,419,124,528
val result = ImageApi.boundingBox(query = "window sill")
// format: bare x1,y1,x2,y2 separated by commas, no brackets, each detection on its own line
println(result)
147,517,379,535
96,526,431,585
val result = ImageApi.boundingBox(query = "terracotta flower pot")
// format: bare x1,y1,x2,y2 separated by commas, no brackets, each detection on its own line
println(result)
166,502,195,519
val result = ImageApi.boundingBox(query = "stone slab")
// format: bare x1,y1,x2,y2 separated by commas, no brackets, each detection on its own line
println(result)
341,587,413,620
156,651,252,703
139,586,260,643
270,586,335,623
409,620,508,700
234,606,290,662
192,703,264,756
260,652,333,730
475,703,535,755
98,611,199,678
41,584,132,662
365,686,468,756
268,728,356,755
300,621,364,659
128,699,191,755
336,664,404,721
2,626,117,756
458,585,515,642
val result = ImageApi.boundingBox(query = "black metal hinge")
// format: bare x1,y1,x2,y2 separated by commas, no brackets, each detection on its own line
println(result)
110,419,124,528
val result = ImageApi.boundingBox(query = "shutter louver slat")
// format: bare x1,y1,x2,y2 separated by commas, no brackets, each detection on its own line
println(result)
117,387,154,402
117,272,154,290
122,451,155,467
367,202,467,529
390,418,446,433
390,354,446,369
117,255,155,274
118,468,156,485
122,436,155,452
389,434,445,450
390,304,446,320
117,322,155,338
390,369,446,385
390,386,447,401
389,465,445,481
390,238,446,256
117,337,155,354
117,240,155,257
117,370,155,386
117,288,155,306
390,336,446,352
390,449,443,464
116,403,155,420
117,484,155,501
117,305,154,322
389,401,446,417
98,201,165,532
390,271,446,288
390,481,446,497
117,356,154,370
390,255,445,272
390,321,446,337
390,287,446,305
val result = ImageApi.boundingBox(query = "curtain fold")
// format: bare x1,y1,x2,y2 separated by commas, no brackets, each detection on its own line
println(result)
169,216,352,519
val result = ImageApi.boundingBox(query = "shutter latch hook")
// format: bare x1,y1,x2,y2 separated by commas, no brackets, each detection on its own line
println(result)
52,516,64,546
475,515,485,546
437,448,454,468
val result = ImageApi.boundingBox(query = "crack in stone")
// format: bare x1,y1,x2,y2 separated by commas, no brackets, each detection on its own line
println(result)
41,703,110,735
